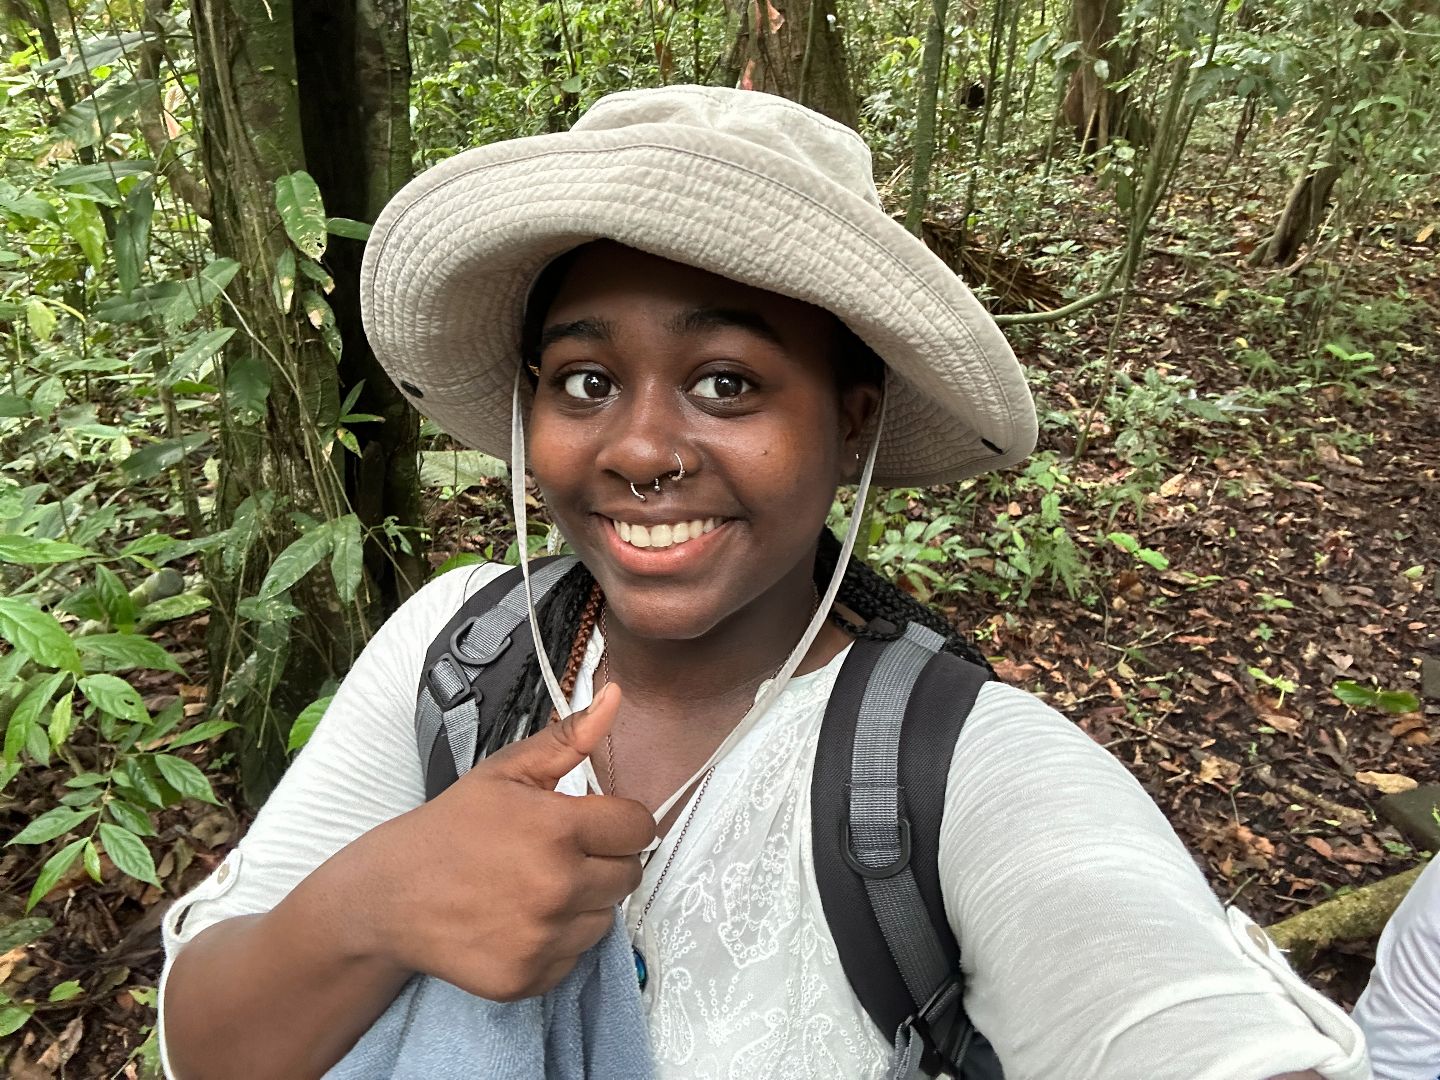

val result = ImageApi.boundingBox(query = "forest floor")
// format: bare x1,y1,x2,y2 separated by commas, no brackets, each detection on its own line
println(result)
2,220,1436,1077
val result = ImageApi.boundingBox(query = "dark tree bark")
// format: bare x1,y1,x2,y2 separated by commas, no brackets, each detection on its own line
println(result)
1061,0,1148,151
191,0,421,802
733,0,857,128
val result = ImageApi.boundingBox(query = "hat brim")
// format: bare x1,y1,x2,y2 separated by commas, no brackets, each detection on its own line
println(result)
361,121,1036,486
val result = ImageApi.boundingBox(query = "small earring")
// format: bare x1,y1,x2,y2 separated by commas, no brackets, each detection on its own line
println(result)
670,452,686,482
629,482,647,501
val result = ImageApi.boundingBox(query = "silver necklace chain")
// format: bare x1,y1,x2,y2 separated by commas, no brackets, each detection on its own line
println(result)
592,584,821,946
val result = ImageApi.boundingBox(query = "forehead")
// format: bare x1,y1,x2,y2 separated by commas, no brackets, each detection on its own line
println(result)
540,241,835,340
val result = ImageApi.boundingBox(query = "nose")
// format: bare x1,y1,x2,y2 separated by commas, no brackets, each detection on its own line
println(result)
592,381,689,493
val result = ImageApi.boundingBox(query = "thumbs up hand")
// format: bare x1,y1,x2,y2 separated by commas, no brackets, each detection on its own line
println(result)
349,683,656,1001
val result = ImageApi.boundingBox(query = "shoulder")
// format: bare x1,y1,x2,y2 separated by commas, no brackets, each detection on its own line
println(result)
382,560,517,642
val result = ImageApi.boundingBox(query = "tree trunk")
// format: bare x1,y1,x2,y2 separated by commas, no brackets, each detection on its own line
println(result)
733,0,857,128
191,0,420,803
292,0,424,604
1061,0,1145,152
905,0,949,233
1248,162,1344,266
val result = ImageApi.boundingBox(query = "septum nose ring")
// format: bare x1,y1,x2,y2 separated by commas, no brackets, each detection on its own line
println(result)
629,452,687,501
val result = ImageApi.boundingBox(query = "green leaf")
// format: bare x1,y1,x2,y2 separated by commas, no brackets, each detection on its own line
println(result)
77,633,184,674
325,216,372,241
47,980,83,1003
419,451,509,490
0,598,82,674
288,694,333,752
1332,680,1378,708
272,247,296,313
61,195,106,271
93,565,136,632
49,692,74,750
78,674,148,724
5,672,65,764
224,353,272,422
97,823,159,886
114,178,154,296
51,160,155,186
7,806,96,846
1377,690,1420,714
0,1004,32,1037
330,514,363,603
560,73,583,93
82,837,102,882
0,535,95,565
258,527,334,600
56,78,158,149
120,433,210,480
162,328,234,387
0,393,31,417
105,798,155,837
165,718,236,749
26,837,85,910
0,916,53,951
274,171,327,260
153,754,218,805
161,258,241,331
137,593,212,628
1136,548,1170,571
26,299,56,341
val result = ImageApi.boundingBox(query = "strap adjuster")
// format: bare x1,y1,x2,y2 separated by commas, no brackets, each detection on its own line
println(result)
450,620,511,666
426,655,479,711
841,815,912,879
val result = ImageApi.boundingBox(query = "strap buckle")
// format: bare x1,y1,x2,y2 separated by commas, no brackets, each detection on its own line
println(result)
425,655,478,711
449,619,511,666
841,814,912,879
901,976,969,1078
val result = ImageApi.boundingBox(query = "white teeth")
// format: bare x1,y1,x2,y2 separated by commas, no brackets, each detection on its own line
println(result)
611,517,719,550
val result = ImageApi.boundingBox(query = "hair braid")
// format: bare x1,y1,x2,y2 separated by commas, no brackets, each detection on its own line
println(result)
482,560,597,757
813,528,993,674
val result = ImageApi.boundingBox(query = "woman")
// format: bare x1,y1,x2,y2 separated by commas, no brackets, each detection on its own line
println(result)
159,86,1368,1079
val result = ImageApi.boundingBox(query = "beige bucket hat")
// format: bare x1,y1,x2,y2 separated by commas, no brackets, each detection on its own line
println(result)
360,84,1036,486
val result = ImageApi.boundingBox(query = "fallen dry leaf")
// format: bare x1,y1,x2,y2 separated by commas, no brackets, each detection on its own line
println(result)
1355,771,1419,795
1305,836,1335,860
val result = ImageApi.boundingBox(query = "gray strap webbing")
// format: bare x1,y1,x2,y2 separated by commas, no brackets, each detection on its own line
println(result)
849,622,952,1008
414,556,577,781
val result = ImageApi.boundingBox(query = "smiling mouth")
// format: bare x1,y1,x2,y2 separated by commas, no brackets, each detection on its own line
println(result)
608,516,720,550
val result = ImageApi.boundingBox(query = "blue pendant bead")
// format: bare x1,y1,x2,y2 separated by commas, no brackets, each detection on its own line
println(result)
633,946,648,991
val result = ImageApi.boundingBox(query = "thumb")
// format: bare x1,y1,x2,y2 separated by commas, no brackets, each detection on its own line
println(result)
488,682,621,789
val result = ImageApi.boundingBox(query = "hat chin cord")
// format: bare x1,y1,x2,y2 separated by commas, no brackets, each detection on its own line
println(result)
509,368,886,813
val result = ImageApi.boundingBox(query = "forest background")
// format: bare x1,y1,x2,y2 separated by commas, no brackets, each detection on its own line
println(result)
0,0,1436,1073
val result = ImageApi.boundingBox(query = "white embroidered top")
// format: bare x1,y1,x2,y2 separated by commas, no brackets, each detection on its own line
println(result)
1352,856,1440,1080
158,563,1371,1080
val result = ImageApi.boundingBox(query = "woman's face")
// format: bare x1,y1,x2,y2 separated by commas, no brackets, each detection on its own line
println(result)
527,242,878,642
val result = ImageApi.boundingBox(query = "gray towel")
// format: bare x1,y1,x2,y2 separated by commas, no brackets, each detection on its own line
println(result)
325,911,654,1080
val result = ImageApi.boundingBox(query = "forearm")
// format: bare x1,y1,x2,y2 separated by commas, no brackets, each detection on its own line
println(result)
162,849,410,1080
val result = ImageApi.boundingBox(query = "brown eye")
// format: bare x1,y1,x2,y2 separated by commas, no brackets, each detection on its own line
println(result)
562,371,616,399
692,373,752,399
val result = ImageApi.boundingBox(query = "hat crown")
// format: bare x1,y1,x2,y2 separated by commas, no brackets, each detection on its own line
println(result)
572,85,881,208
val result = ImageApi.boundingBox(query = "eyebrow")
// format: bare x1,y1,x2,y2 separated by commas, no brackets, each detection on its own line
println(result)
666,306,785,348
537,317,615,354
539,306,787,355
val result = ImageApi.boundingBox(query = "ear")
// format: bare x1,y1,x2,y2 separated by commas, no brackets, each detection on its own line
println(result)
837,383,882,482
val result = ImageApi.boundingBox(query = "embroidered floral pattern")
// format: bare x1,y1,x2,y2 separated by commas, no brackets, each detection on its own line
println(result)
632,665,892,1079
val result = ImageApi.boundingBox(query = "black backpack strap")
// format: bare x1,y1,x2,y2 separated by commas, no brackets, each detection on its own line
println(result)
814,624,1001,1079
415,555,578,800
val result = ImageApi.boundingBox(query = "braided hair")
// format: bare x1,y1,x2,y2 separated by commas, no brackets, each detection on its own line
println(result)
484,529,993,753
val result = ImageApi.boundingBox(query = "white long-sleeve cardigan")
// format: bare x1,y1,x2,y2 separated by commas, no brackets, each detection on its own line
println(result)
159,562,1371,1080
